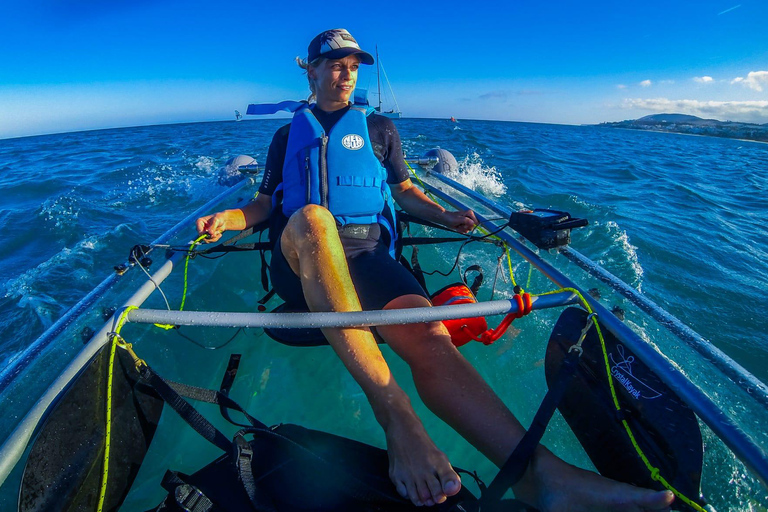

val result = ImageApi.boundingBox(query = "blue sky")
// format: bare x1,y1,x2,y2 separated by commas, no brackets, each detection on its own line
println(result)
1,0,767,139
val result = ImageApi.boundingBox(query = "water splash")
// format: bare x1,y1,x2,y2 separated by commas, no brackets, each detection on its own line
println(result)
597,220,644,290
39,191,80,229
447,152,507,197
123,162,194,205
192,156,216,173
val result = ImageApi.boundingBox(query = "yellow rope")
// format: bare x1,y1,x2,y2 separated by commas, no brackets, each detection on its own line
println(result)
97,306,147,512
179,234,207,310
406,159,528,296
526,262,533,290
504,245,519,291
154,234,207,330
97,306,135,512
405,159,440,202
114,305,137,335
96,335,117,512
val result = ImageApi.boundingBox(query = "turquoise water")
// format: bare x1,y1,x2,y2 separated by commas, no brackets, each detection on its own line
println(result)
1,119,767,509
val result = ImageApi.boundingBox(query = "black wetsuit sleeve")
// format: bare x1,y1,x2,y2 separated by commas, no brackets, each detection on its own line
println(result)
367,114,410,184
258,123,291,196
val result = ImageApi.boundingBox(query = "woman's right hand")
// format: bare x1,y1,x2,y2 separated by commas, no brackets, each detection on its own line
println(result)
195,211,231,242
195,197,269,243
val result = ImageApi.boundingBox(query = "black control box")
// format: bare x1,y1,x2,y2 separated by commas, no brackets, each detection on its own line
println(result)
508,209,588,249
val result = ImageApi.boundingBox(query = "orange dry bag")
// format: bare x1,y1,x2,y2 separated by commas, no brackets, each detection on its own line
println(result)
430,283,488,347
432,284,533,347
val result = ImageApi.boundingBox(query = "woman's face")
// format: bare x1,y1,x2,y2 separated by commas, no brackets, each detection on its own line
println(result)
309,55,360,108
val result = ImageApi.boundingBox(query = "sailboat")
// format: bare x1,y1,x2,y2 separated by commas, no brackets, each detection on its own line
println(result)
373,45,402,119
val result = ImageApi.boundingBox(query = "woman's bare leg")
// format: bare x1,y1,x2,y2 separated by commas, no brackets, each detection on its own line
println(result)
278,205,460,506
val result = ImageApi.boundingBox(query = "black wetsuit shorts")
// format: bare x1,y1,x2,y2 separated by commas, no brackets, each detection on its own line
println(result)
270,235,428,312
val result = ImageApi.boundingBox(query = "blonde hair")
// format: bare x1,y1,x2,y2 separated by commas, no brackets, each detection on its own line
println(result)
295,56,324,103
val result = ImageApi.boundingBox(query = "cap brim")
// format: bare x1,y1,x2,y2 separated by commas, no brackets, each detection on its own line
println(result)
322,48,375,65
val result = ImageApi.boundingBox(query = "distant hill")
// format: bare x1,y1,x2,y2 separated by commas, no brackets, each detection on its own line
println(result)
598,113,768,143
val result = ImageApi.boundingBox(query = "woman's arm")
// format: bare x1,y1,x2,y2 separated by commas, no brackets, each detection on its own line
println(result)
195,193,272,242
390,179,477,234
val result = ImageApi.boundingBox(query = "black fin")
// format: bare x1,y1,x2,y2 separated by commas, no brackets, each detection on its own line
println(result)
20,344,163,512
545,307,705,511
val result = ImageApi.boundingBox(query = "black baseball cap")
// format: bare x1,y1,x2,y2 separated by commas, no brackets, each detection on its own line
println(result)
307,29,374,65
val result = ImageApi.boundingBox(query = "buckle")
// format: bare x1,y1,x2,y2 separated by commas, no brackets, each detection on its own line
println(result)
174,483,212,512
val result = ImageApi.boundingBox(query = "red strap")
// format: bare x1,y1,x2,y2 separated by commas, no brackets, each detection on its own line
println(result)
460,293,533,345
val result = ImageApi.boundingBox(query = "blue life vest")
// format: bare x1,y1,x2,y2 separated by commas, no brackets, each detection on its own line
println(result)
247,100,398,257
282,105,389,223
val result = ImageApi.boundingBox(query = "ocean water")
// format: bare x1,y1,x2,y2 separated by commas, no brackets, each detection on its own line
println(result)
0,119,767,510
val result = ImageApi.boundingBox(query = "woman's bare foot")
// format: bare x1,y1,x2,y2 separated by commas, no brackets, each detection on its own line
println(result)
514,447,675,512
386,418,461,507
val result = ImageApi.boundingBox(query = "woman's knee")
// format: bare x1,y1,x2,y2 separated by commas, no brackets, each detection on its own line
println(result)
290,204,334,228
284,204,337,244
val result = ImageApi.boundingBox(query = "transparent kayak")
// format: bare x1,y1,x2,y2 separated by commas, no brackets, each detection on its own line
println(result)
0,153,766,511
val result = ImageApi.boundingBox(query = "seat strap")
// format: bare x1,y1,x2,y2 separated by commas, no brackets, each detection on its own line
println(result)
161,471,216,512
139,365,235,452
482,348,582,502
163,378,268,430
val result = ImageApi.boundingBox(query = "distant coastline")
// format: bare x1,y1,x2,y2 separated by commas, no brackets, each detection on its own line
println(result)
597,114,768,144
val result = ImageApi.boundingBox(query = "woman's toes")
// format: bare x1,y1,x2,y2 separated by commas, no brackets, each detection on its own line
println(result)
438,467,462,497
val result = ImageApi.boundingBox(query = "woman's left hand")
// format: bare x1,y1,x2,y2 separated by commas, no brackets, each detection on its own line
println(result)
441,209,478,234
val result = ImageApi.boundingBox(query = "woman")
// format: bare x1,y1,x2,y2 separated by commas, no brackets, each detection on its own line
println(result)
197,28,675,511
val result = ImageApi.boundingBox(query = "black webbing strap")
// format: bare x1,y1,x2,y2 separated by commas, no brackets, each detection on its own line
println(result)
398,211,458,232
164,378,268,430
400,236,469,246
139,365,233,452
232,432,278,512
405,246,428,292
259,249,270,292
161,471,216,512
223,220,270,246
482,348,582,503
257,289,276,309
195,219,272,255
219,354,240,395
200,242,273,254
217,354,253,428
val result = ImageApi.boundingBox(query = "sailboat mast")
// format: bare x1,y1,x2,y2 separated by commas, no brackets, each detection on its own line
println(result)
376,45,382,112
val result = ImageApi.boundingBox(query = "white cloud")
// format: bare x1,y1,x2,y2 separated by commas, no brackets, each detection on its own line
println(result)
640,80,652,88
693,76,714,83
621,97,768,122
731,71,768,92
617,84,627,89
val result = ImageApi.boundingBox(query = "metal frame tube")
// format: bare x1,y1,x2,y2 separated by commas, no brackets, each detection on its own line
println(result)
423,172,768,488
125,292,578,328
